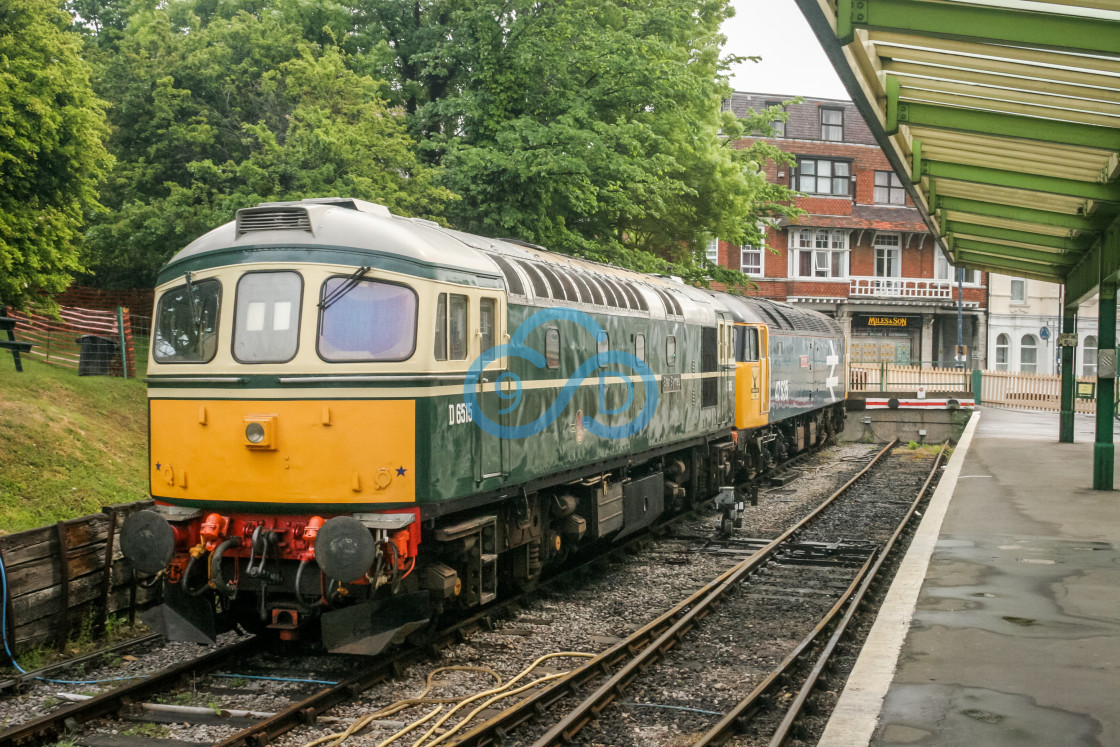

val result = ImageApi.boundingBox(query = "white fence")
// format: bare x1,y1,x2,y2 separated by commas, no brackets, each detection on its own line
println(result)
849,364,971,393
849,364,1100,414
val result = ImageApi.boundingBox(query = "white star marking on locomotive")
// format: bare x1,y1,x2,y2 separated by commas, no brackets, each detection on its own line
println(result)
825,341,840,401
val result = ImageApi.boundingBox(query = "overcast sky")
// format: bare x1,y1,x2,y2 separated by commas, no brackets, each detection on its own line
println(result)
724,0,849,100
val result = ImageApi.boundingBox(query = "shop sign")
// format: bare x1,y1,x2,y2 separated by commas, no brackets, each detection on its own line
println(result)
854,315,919,330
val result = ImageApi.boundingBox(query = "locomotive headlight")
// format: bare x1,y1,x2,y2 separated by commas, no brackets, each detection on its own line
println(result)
245,422,266,444
243,415,278,450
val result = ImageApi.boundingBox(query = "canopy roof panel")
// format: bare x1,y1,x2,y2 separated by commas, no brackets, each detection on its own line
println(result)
795,0,1120,304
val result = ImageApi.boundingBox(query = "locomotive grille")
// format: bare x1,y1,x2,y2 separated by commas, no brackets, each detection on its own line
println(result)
236,207,312,235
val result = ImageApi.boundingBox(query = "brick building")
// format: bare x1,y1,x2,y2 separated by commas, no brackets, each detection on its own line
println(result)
714,92,988,367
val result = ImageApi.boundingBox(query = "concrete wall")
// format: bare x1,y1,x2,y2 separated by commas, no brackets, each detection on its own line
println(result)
840,404,972,444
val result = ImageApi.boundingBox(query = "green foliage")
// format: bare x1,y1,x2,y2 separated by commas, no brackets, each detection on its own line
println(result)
0,359,148,531
908,440,920,449
0,0,111,310
83,0,453,288
70,0,802,291
386,0,801,286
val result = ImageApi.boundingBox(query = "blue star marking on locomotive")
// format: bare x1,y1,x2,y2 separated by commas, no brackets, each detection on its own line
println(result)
155,462,161,471
396,466,407,477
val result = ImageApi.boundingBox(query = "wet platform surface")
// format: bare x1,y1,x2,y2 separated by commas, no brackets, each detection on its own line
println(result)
821,407,1120,746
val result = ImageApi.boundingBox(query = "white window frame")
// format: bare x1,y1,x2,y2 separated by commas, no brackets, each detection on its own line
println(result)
1083,335,1098,377
873,233,901,278
935,252,979,285
1010,278,1027,304
1020,334,1039,374
995,333,1010,371
790,229,849,279
740,244,763,276
705,238,719,265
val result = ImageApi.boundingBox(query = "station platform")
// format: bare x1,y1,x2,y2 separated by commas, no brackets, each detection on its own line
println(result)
820,407,1120,746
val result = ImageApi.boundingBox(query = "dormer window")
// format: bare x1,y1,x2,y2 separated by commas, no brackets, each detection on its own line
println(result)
821,107,843,141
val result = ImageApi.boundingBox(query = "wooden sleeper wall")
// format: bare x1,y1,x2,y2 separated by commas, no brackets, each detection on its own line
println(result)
0,500,159,656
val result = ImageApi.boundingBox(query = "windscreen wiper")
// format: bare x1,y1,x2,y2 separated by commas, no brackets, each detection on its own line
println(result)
319,265,371,311
183,271,201,329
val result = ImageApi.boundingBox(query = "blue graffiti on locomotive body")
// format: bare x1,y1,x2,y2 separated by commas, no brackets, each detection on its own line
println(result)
464,308,658,440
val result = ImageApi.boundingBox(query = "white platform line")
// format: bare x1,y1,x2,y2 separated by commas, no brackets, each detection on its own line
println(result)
817,410,983,746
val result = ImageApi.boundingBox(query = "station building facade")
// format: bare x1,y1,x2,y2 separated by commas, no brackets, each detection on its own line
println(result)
987,276,1108,377
714,92,988,368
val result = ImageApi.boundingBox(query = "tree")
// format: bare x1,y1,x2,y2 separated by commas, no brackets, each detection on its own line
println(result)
367,0,800,287
0,0,110,310
83,0,452,288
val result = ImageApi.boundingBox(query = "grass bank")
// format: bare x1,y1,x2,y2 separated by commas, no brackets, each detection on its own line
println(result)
0,358,148,532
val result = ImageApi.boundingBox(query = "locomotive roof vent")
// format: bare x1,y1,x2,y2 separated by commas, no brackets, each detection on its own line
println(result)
236,205,313,236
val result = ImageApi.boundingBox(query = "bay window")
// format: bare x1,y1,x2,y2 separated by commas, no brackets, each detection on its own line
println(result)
792,229,849,279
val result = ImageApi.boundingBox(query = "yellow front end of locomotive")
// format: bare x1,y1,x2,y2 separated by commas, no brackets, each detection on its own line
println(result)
149,399,415,507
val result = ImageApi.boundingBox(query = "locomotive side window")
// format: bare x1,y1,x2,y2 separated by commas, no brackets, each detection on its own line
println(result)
434,294,448,361
546,327,561,369
432,293,469,361
449,295,468,360
666,335,677,366
154,278,222,363
233,272,302,363
597,332,609,366
480,298,497,353
634,333,646,362
318,278,417,361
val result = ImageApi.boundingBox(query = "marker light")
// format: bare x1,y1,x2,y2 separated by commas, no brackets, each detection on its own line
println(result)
246,422,266,444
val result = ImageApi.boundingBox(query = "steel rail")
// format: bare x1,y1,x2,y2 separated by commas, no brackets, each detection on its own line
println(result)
0,637,259,747
766,440,948,747
0,633,163,695
447,440,897,747
212,433,850,747
695,441,948,746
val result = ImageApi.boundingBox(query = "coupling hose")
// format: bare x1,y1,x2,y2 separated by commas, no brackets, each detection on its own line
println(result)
184,554,210,597
209,536,243,599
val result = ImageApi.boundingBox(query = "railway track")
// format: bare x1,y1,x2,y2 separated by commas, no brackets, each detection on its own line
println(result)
438,439,946,746
0,439,871,747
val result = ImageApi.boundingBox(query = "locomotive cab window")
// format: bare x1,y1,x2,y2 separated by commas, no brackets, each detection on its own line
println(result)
233,272,302,363
154,278,222,363
666,335,677,366
433,292,469,361
735,327,760,362
480,298,497,353
546,327,561,369
634,333,646,362
318,277,417,361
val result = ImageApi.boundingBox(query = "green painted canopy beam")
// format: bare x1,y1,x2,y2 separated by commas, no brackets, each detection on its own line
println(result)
892,100,1120,151
954,250,1067,278
943,221,1088,252
936,195,1110,232
1066,217,1120,306
951,237,1080,266
922,160,1120,204
838,0,1120,56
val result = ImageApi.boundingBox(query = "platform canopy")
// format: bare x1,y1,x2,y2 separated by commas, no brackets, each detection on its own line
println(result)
794,0,1120,305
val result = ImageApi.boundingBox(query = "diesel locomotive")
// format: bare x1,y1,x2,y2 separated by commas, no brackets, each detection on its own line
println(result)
120,197,846,654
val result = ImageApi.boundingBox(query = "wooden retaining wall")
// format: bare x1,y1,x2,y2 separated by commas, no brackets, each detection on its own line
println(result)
1,500,159,656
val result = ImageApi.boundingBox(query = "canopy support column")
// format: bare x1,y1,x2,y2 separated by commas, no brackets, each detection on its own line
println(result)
1094,284,1116,490
1060,306,1076,444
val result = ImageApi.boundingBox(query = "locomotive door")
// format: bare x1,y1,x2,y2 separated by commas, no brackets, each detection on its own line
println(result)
475,297,505,482
718,318,734,426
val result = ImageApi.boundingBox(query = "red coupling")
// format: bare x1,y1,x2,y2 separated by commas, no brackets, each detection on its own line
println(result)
200,513,230,551
303,516,325,541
